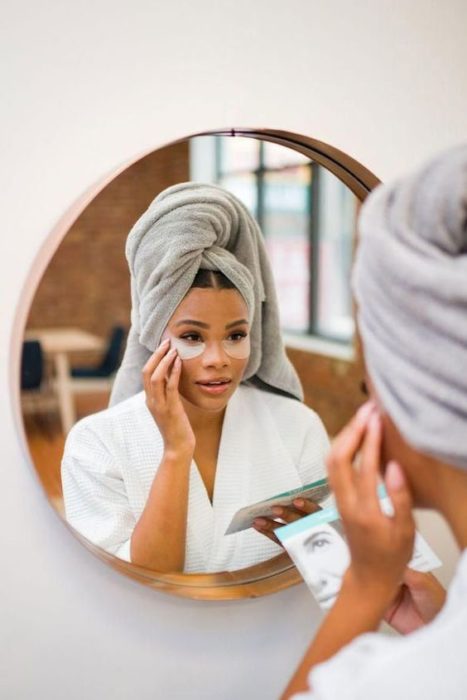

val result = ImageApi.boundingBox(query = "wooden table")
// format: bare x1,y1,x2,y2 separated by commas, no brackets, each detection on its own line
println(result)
24,327,105,434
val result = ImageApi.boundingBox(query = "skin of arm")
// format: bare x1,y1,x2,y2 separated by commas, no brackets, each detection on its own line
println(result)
130,450,192,572
281,570,396,698
130,340,196,572
281,402,416,699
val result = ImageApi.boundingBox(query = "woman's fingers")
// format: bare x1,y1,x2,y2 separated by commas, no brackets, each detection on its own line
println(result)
142,339,170,377
402,568,439,589
166,355,182,402
327,401,375,511
356,411,383,510
143,342,177,405
142,339,170,393
253,518,283,546
385,461,414,532
254,499,322,545
292,498,321,515
271,506,303,524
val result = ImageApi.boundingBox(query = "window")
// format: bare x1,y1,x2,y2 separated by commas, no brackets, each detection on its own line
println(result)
190,136,358,349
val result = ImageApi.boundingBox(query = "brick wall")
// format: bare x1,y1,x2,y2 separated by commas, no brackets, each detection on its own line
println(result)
287,345,365,437
26,141,190,362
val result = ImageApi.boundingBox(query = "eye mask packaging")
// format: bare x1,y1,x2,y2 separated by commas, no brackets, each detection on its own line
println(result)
166,333,251,361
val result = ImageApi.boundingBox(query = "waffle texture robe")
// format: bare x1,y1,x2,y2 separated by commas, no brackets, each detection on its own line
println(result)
294,550,467,700
61,384,329,572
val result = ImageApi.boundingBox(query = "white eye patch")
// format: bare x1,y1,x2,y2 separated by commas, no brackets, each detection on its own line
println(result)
221,334,251,359
166,333,251,360
170,336,205,360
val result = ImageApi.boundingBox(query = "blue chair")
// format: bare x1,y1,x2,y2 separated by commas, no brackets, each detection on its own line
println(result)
21,340,43,389
21,340,59,430
71,326,126,378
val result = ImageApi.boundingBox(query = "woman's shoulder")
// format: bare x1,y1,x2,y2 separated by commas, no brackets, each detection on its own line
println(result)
65,391,147,445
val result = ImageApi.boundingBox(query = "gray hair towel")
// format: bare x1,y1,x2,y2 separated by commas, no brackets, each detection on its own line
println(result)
353,145,467,470
109,182,303,406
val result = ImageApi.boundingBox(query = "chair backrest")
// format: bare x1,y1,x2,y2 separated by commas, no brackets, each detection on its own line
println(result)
98,326,126,375
21,340,43,390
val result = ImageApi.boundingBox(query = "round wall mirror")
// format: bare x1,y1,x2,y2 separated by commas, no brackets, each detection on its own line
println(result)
19,128,379,599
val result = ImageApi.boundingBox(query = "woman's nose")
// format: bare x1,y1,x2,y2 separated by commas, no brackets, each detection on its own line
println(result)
202,342,230,367
306,568,326,588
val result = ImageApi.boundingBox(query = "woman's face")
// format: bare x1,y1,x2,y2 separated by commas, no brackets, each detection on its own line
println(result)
300,524,350,609
163,287,251,413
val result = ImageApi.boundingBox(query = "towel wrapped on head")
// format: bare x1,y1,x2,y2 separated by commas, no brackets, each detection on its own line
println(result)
353,145,467,470
110,182,303,405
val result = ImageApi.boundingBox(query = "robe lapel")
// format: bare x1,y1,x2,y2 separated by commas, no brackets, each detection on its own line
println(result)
205,384,304,572
184,461,217,572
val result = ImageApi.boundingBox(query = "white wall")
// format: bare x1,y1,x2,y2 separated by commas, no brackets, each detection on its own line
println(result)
1,1,466,698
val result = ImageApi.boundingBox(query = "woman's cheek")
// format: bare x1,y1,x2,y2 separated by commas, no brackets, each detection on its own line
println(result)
177,361,193,395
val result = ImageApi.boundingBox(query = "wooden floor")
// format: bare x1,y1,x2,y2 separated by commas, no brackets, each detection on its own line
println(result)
24,392,111,510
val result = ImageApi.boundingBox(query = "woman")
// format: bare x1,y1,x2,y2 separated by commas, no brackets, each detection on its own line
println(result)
282,146,467,699
287,521,350,610
61,183,329,573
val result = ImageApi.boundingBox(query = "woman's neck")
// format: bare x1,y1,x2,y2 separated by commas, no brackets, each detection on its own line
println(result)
181,397,226,435
417,461,467,551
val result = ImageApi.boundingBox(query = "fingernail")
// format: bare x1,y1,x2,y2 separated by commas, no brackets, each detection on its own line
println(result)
356,400,375,426
294,498,304,507
369,412,381,430
272,506,282,516
160,338,170,346
385,461,405,491
254,518,266,526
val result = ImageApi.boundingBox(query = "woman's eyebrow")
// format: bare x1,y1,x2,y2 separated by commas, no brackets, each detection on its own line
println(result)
174,318,248,329
225,319,248,329
174,319,210,328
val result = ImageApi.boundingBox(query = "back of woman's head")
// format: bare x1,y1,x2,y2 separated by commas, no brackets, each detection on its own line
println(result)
353,145,467,471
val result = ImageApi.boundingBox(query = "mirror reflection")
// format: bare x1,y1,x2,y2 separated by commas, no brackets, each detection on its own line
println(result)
22,134,365,576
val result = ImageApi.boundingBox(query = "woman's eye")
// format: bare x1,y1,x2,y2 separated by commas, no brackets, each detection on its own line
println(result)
309,538,330,552
228,332,247,342
180,334,203,343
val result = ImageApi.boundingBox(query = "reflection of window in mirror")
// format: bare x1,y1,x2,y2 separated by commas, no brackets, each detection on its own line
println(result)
190,136,359,349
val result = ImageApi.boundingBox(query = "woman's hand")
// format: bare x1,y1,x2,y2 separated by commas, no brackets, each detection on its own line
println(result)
143,339,195,458
329,401,415,607
384,568,446,634
253,498,321,546
278,403,418,698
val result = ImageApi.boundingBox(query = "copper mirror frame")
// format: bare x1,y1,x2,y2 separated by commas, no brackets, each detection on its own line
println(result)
14,127,380,600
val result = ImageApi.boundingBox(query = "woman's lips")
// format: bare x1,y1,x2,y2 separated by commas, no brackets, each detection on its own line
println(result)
195,379,232,395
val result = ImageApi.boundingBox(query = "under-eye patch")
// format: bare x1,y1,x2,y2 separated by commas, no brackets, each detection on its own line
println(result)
166,333,251,361
221,334,250,359
170,336,205,360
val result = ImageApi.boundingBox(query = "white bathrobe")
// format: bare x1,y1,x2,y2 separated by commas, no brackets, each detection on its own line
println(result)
293,549,467,700
61,384,330,572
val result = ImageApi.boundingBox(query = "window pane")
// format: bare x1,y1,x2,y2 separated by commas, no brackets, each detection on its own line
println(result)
262,166,311,332
315,168,358,341
218,137,260,174
263,141,310,169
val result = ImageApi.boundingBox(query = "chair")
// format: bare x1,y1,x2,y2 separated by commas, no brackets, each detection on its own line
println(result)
21,340,43,390
21,340,59,417
69,326,126,393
